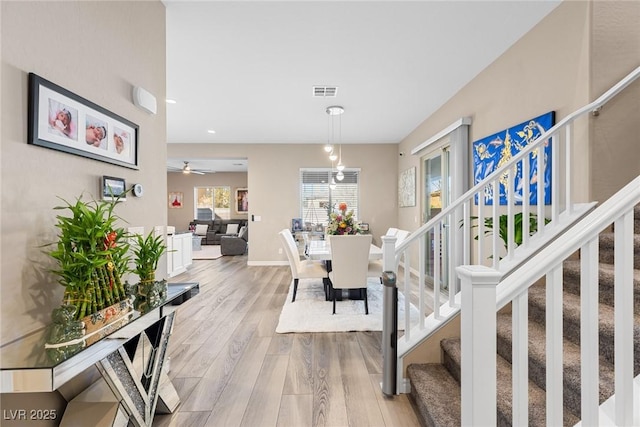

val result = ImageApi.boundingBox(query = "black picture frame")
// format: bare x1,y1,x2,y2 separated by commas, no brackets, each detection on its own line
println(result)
28,73,139,169
102,176,127,201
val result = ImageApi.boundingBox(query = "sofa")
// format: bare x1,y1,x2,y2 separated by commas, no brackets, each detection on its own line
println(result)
221,225,248,255
189,216,248,245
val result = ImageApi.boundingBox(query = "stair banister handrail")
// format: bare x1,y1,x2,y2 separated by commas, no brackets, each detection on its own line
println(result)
461,174,640,426
494,174,640,310
394,65,640,257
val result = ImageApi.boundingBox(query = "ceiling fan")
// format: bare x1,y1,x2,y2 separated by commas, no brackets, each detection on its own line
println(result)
167,161,211,175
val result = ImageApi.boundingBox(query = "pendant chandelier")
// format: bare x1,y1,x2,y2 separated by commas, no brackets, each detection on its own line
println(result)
325,106,345,182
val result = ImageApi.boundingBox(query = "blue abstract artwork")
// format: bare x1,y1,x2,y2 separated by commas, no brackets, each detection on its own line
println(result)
473,111,555,205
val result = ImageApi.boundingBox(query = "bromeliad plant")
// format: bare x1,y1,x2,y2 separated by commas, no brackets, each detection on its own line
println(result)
47,196,130,320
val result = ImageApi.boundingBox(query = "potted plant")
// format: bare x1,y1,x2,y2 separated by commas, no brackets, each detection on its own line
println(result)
44,195,132,356
131,231,167,312
469,211,550,257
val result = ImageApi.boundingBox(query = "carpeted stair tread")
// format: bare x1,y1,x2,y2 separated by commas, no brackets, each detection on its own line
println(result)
598,233,640,268
407,364,461,427
497,313,615,418
527,281,640,374
562,260,640,310
436,338,579,426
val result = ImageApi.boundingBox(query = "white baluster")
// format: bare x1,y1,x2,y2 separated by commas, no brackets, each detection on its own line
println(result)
581,238,599,425
614,211,634,425
546,264,563,426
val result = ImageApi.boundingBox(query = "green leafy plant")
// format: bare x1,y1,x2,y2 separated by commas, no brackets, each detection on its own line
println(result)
46,195,130,320
469,212,551,251
132,231,166,283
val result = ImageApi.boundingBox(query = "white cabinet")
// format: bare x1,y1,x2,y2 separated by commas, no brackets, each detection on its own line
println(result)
167,231,192,277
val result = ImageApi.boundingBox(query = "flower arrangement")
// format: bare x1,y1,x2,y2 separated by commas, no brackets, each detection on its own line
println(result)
326,202,361,235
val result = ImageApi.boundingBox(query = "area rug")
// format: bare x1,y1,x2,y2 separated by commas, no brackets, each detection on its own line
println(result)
192,245,223,260
276,278,421,333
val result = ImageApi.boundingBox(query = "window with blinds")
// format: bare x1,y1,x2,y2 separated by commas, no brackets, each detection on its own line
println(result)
300,168,359,225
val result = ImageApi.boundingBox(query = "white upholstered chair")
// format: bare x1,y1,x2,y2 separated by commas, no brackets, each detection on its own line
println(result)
328,234,372,315
368,228,410,281
278,229,329,302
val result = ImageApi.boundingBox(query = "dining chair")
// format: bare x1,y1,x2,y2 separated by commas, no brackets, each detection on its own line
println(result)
328,234,372,315
368,228,410,281
278,229,329,302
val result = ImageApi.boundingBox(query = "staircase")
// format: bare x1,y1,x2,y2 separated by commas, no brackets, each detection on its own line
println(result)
406,205,640,426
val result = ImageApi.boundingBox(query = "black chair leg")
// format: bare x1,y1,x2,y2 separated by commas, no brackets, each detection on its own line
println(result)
363,287,369,315
332,285,337,315
292,278,299,302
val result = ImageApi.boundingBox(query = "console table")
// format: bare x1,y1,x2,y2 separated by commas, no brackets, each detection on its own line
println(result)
0,282,199,426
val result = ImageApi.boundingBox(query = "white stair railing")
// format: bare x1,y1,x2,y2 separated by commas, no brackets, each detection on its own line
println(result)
382,65,640,394
460,175,640,426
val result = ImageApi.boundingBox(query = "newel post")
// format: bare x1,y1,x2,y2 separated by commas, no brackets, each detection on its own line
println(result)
457,265,502,427
381,235,397,273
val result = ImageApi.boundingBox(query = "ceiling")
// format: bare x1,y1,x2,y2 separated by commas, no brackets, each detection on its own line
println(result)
164,0,561,172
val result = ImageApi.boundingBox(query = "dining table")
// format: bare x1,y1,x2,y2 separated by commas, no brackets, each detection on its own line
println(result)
306,239,383,261
306,238,383,300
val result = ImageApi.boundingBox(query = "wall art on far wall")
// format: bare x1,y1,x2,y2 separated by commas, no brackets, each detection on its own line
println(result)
169,192,183,209
398,167,416,207
236,188,248,213
27,73,139,169
472,111,555,205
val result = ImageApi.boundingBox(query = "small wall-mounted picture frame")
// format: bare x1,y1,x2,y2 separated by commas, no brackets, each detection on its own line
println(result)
102,176,126,201
291,218,303,232
236,188,248,213
360,222,370,232
169,191,183,209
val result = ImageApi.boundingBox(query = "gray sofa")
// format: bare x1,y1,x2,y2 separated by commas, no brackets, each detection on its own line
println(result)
190,216,248,245
221,225,248,255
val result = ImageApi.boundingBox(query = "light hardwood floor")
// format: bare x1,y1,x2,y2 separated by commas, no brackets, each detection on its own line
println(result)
153,255,421,427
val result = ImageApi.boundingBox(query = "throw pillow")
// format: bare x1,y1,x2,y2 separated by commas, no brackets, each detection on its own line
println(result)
226,223,239,234
194,224,208,236
238,226,247,240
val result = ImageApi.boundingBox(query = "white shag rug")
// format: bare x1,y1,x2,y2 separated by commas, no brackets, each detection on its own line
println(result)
192,245,223,260
276,278,421,333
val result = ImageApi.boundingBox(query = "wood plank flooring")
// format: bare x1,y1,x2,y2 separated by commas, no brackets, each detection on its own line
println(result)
153,255,421,427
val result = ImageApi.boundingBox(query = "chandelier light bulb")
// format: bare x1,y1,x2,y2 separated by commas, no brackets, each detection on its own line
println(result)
336,171,344,181
336,162,345,171
329,178,337,190
329,153,338,161
324,144,333,153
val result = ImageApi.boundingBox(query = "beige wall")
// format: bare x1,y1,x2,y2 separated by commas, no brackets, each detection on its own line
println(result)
167,172,249,228
396,1,640,235
168,143,398,264
1,1,167,343
590,1,640,202
396,0,592,236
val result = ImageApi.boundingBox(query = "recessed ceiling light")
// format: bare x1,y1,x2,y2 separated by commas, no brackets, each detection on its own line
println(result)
166,99,177,104
207,130,216,134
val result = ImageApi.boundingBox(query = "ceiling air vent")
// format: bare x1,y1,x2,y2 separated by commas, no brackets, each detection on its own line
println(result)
312,86,338,98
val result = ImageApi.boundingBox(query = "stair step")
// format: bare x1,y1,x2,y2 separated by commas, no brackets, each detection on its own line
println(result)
496,313,616,419
407,364,461,427
409,339,580,426
562,260,640,311
527,281,640,374
598,233,640,269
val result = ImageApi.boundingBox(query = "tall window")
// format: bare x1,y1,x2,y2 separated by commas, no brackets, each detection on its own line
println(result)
195,186,230,220
300,168,359,225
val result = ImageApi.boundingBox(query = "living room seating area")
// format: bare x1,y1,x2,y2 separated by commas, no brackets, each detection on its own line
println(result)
190,216,248,245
